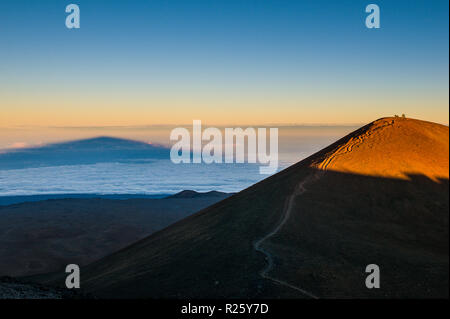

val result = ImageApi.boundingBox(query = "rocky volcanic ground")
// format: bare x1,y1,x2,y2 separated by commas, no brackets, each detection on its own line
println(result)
0,277,86,299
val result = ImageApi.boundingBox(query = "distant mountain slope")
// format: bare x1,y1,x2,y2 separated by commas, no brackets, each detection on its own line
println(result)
34,117,449,298
0,137,169,170
0,193,169,206
168,190,232,199
0,191,231,277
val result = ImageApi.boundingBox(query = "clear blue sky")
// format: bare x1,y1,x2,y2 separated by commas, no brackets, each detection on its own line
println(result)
0,0,448,127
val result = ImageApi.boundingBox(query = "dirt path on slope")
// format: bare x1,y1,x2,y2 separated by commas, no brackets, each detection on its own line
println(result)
319,119,394,170
253,172,321,299
253,119,394,298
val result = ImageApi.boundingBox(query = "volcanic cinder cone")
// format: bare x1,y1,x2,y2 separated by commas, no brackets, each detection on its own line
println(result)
34,117,449,299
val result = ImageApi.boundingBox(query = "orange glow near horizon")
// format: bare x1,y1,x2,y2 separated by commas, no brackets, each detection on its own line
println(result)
1,93,448,128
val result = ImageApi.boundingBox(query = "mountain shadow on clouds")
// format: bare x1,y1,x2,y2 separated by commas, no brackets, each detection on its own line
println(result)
0,137,170,170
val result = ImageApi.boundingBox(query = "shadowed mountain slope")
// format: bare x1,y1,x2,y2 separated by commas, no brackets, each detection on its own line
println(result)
34,117,449,298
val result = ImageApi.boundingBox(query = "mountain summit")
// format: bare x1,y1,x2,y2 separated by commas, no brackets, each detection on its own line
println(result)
35,117,449,298
311,117,448,180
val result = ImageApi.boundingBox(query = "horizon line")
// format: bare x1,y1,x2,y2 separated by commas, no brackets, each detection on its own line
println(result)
0,123,374,130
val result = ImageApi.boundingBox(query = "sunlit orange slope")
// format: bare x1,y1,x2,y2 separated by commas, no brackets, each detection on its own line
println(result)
313,117,449,179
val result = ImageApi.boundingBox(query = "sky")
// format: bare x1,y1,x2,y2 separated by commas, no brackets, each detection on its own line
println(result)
0,0,448,134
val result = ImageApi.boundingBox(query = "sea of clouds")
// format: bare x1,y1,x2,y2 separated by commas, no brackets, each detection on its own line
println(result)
0,160,295,196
